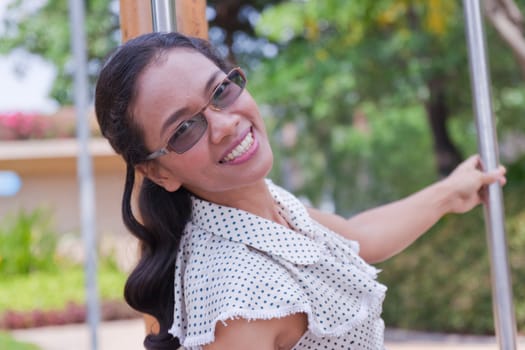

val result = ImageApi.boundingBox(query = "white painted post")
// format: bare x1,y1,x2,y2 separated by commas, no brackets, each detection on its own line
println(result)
68,1,100,349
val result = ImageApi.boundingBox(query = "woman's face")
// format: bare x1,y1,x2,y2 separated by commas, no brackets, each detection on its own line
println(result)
133,48,274,204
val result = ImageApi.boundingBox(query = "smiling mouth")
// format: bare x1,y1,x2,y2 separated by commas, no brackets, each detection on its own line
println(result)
221,130,254,163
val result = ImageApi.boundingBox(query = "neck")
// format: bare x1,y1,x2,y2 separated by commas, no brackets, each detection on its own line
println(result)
189,179,289,227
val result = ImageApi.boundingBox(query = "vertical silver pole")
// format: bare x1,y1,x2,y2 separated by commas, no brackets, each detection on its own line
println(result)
151,0,177,32
68,1,100,349
463,1,517,349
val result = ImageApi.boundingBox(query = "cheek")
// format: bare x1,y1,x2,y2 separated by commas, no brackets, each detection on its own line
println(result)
245,99,267,133
170,150,214,179
237,92,259,113
245,97,261,116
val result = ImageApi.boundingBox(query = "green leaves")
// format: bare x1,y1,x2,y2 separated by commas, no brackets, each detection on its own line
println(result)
0,208,58,276
251,0,525,207
0,0,119,105
255,2,305,43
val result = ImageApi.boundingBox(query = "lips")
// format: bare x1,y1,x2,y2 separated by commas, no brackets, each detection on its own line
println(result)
220,129,255,163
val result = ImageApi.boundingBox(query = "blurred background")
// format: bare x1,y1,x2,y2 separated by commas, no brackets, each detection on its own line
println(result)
1,0,525,349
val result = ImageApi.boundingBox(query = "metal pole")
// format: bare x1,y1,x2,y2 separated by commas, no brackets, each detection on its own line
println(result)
68,1,100,349
151,0,176,32
463,1,517,349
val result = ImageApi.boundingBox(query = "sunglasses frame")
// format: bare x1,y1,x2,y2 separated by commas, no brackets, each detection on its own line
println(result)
145,67,246,161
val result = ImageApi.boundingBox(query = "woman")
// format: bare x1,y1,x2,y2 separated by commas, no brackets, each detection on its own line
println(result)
95,32,506,350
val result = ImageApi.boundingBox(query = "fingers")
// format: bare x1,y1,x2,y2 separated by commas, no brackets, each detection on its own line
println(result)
477,165,507,207
446,155,506,213
452,154,482,175
497,165,507,185
456,154,480,171
480,165,506,185
467,153,481,165
479,186,488,204
461,154,507,185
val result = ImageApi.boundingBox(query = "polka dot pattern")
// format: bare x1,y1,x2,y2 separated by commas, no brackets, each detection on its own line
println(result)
169,180,387,350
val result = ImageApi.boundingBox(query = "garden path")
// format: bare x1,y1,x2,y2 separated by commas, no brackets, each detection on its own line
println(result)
10,319,525,350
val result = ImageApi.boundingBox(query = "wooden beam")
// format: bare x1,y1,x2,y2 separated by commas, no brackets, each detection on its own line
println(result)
118,0,209,338
119,0,153,42
175,0,208,39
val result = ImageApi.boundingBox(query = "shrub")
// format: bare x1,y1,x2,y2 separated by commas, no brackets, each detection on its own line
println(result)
379,164,525,334
0,113,51,140
0,300,139,330
0,208,58,276
0,110,102,141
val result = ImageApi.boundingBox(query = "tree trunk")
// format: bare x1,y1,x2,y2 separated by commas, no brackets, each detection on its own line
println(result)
424,79,463,176
484,0,525,79
212,0,251,64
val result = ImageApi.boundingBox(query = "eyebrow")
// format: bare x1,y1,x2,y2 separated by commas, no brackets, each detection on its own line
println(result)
160,69,223,135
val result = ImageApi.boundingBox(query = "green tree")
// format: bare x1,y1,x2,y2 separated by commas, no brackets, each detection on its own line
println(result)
0,0,283,106
250,0,525,210
0,0,120,105
3,0,525,333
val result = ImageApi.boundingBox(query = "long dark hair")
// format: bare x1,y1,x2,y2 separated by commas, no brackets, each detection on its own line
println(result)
95,32,231,349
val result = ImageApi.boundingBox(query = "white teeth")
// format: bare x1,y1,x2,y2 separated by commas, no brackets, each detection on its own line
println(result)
223,132,254,162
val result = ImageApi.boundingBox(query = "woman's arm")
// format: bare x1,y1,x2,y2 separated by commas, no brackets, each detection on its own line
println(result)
203,313,307,350
308,155,506,264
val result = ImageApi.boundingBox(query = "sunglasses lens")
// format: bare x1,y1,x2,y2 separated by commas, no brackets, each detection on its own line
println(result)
212,70,246,110
169,115,208,154
162,69,246,156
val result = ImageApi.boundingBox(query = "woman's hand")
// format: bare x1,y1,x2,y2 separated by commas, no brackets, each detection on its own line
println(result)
442,154,506,214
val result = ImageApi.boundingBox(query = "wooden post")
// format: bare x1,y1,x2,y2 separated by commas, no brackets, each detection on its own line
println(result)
117,0,209,338
175,0,208,39
119,1,153,42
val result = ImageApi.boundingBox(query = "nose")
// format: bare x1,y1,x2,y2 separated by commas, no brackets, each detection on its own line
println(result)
205,109,241,144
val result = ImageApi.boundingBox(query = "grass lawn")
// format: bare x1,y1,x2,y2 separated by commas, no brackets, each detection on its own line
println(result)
0,332,40,349
0,264,127,312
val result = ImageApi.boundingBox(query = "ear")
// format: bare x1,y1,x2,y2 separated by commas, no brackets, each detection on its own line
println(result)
135,162,182,192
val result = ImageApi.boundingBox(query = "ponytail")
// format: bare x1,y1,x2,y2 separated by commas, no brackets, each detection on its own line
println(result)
122,164,191,349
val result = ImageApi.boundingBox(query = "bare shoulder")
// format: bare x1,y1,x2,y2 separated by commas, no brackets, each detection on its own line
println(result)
203,313,307,350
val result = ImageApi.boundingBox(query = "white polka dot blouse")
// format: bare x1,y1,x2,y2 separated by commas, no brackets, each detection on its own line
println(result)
169,180,387,350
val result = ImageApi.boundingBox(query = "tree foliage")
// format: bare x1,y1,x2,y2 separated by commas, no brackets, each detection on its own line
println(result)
0,0,119,104
2,0,525,334
250,0,525,207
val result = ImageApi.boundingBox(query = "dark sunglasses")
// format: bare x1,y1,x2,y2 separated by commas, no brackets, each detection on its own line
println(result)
146,67,247,160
